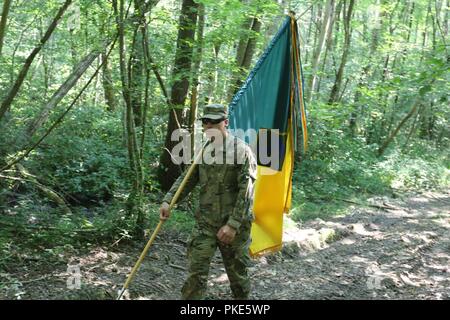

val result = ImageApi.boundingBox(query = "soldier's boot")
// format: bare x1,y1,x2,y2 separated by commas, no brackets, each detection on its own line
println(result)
181,231,217,300
181,273,208,300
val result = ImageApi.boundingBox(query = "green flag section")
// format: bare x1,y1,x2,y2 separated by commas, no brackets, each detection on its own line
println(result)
229,15,308,257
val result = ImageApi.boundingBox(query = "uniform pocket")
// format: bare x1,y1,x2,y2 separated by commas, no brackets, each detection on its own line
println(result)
223,164,239,184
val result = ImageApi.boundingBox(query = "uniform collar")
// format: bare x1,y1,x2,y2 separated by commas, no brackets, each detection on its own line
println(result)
204,133,234,154
215,133,234,153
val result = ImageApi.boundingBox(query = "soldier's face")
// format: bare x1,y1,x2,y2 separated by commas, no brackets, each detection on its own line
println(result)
203,118,228,140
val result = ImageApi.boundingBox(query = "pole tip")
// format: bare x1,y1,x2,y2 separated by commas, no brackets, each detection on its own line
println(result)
116,288,130,300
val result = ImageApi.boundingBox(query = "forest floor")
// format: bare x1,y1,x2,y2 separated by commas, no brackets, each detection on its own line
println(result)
1,190,449,300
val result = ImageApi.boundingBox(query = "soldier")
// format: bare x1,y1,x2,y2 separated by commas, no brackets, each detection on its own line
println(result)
160,104,257,300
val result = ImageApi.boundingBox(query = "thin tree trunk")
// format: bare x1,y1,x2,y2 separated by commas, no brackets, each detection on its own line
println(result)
316,5,336,95
102,52,117,111
0,0,73,122
38,17,52,101
304,5,315,65
93,58,102,108
189,3,205,154
113,0,144,224
420,0,432,63
69,29,78,70
241,18,262,74
350,0,382,137
306,0,335,103
128,0,147,127
158,0,198,191
328,0,354,104
202,43,221,106
140,19,152,160
26,50,100,138
377,102,419,157
377,78,435,156
148,53,169,104
227,16,262,101
402,107,420,150
0,0,12,57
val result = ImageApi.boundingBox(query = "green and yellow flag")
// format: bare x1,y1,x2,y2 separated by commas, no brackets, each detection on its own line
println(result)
228,15,308,257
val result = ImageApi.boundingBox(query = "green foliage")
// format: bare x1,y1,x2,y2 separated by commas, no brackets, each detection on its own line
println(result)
291,121,449,222
0,0,449,268
378,144,450,190
25,106,129,205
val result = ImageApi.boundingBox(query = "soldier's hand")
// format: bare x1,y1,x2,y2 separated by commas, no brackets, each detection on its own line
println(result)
217,225,237,245
159,202,171,221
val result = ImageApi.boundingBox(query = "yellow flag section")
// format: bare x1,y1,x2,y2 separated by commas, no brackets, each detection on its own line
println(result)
250,125,293,256
228,14,308,257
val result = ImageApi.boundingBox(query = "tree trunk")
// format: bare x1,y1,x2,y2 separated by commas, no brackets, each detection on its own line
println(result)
240,18,262,76
350,0,383,137
328,0,354,104
227,16,262,101
128,0,147,127
306,0,335,103
0,0,73,122
0,0,12,57
419,101,436,140
420,0,432,63
189,3,205,154
158,0,198,191
26,50,100,138
304,5,315,66
203,43,222,105
377,102,419,157
316,4,336,96
113,0,145,226
102,52,117,111
140,20,152,160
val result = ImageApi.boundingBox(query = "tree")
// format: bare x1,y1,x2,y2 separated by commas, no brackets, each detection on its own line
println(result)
328,0,354,104
227,15,262,101
306,0,335,103
0,0,12,57
189,2,205,154
158,0,198,191
0,0,73,122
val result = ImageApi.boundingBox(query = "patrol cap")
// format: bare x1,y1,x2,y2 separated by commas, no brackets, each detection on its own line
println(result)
200,104,228,120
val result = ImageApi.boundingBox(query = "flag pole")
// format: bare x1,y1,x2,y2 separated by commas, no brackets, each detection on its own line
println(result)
117,145,204,300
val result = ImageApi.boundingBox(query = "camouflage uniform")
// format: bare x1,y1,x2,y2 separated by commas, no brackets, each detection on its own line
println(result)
163,130,257,300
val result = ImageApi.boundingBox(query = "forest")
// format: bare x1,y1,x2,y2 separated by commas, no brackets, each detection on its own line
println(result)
0,0,448,300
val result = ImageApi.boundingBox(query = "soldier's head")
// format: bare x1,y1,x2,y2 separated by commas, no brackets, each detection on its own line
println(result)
200,104,229,140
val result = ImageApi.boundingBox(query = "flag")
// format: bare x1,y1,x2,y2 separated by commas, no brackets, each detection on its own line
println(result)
228,14,308,257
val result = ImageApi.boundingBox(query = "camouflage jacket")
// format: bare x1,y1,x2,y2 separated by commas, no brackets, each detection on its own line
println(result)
163,134,257,231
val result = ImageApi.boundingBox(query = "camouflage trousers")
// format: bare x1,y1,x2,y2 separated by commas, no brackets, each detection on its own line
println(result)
181,222,252,300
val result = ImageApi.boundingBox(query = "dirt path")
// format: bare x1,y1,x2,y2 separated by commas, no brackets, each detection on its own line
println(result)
2,191,449,300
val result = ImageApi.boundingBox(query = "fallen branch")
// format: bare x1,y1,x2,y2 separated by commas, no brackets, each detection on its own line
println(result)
310,196,400,211
337,198,400,211
0,220,97,233
1,168,72,215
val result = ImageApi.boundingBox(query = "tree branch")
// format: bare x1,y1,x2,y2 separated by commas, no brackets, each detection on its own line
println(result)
0,0,73,121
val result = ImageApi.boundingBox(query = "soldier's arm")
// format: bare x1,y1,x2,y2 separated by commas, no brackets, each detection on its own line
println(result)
162,164,199,206
226,148,257,230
